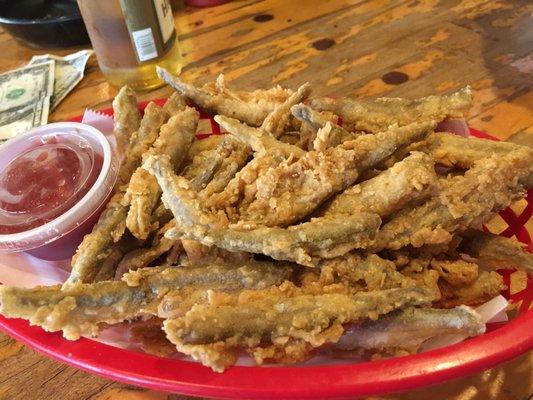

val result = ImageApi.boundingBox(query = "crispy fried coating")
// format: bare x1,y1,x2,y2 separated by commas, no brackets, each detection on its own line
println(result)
117,102,169,189
163,284,435,371
143,155,218,229
66,102,169,286
309,87,472,133
157,67,292,126
373,149,532,251
437,271,505,308
166,213,381,267
180,238,251,267
322,152,437,218
335,306,484,352
237,121,435,226
0,262,293,340
290,103,359,150
125,105,199,239
93,233,143,282
215,115,306,158
318,253,418,290
148,121,434,228
423,132,528,168
185,135,224,162
114,220,178,279
162,92,187,115
459,229,533,274
112,86,141,154
129,318,177,357
183,135,251,192
260,82,311,138
430,259,479,286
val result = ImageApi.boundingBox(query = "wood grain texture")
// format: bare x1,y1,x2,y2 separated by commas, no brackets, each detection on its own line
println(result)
0,0,531,399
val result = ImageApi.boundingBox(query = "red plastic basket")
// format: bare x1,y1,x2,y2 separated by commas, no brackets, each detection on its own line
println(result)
0,101,531,399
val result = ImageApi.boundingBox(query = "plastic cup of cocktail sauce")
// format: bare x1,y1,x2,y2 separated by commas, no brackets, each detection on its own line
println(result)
0,122,118,260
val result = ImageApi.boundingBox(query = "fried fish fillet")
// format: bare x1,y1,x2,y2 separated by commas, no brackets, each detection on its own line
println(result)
163,285,435,371
372,149,532,251
309,86,472,132
459,229,533,274
125,105,199,239
0,261,293,340
157,67,292,126
66,102,169,286
112,86,141,154
322,152,437,218
335,306,484,352
166,213,381,267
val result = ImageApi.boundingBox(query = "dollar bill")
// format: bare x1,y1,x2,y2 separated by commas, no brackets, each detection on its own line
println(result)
29,50,93,110
0,61,54,113
0,97,50,143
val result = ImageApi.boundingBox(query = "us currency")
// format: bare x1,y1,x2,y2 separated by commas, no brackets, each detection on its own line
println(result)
29,50,93,110
0,61,54,113
0,61,54,142
0,98,50,142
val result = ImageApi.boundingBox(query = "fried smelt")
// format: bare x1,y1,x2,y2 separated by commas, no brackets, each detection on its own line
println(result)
373,149,532,251
322,152,437,218
0,262,293,340
215,115,306,158
260,82,311,138
438,271,505,308
459,229,533,274
157,67,292,126
125,105,199,239
114,220,178,279
143,155,216,229
183,135,251,192
183,122,433,227
430,259,478,286
112,86,141,154
335,306,485,352
66,102,169,286
239,121,435,226
318,253,418,290
166,213,381,267
117,102,169,188
309,86,472,133
422,132,528,169
163,285,435,371
290,103,359,150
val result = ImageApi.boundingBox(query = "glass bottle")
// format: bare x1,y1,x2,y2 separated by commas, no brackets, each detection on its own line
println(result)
77,0,183,90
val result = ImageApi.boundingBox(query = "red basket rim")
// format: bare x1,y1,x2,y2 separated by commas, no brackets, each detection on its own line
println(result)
0,102,531,399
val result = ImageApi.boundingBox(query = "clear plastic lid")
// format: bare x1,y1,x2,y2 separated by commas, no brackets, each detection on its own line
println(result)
0,122,118,253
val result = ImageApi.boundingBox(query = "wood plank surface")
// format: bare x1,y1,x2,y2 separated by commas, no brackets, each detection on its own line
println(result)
0,0,531,399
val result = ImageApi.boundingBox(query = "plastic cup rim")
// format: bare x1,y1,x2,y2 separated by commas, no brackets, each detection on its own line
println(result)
0,122,115,250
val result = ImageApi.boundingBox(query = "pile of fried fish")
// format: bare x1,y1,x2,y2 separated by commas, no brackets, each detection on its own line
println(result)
1,67,532,372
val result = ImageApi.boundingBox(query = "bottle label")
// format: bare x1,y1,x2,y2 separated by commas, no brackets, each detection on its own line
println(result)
120,0,177,63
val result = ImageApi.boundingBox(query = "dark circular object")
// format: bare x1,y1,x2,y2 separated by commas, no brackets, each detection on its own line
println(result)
311,38,335,50
253,13,274,23
381,71,409,85
0,0,91,49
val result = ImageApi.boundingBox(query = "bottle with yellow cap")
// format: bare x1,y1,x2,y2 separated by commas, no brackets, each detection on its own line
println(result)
77,0,183,90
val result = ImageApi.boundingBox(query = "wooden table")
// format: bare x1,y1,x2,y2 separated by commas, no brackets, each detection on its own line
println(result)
0,0,531,399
